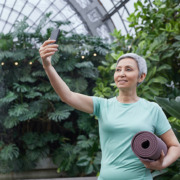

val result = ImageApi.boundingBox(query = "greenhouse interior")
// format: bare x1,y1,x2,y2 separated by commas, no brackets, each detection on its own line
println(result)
0,0,180,179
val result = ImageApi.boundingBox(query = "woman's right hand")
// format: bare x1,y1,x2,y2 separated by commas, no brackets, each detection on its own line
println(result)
39,40,59,69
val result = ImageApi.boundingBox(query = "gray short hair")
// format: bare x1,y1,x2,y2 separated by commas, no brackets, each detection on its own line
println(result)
117,53,147,85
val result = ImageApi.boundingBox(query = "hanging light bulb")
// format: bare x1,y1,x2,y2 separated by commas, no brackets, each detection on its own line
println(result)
1,62,4,66
14,62,18,66
93,53,97,56
29,61,32,65
81,55,85,59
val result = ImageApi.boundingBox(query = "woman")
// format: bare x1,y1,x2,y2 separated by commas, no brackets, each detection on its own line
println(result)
39,39,180,180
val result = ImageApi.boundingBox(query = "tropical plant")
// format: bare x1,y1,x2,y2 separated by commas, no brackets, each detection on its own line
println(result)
0,14,109,175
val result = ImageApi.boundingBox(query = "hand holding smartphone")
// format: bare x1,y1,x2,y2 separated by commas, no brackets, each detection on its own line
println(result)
49,29,60,44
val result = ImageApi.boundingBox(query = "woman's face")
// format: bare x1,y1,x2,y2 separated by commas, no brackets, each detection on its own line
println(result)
114,58,142,90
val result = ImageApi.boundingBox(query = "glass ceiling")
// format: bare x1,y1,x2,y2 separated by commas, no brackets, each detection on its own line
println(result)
0,0,144,42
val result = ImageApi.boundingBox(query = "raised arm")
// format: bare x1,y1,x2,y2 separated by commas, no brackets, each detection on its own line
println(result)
39,40,94,114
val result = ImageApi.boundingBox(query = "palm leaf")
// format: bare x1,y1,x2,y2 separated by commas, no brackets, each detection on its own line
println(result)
48,110,71,122
0,91,18,104
19,75,36,83
8,103,29,117
13,83,29,93
155,96,180,119
25,91,42,99
0,144,19,160
3,117,19,128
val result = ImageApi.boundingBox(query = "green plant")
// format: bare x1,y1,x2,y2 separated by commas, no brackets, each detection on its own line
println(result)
0,14,109,175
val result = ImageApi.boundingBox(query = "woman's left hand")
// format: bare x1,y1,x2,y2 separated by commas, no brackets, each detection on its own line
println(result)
141,150,165,171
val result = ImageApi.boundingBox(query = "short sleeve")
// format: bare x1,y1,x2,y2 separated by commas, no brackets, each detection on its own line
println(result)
154,104,171,136
92,96,103,117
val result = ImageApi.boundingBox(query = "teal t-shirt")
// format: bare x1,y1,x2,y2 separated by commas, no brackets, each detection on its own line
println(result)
92,97,171,180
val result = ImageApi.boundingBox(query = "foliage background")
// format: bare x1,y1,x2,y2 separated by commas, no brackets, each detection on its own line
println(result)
0,0,179,179
0,14,109,176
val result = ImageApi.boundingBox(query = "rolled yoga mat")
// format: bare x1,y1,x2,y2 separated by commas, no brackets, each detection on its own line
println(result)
131,131,168,162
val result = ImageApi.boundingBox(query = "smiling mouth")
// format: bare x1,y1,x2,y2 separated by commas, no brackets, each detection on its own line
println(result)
118,80,128,82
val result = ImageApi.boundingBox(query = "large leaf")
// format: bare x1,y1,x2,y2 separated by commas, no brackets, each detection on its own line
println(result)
155,96,180,119
8,103,29,117
0,91,18,104
0,144,19,160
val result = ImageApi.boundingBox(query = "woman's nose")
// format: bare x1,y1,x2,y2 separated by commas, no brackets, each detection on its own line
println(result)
119,70,125,77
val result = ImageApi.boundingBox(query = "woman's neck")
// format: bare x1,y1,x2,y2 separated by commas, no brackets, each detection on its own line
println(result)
117,89,139,103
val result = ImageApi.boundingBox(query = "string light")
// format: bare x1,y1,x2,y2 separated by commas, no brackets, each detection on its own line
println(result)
81,55,85,59
1,62,4,66
14,62,18,66
29,61,32,65
93,53,97,56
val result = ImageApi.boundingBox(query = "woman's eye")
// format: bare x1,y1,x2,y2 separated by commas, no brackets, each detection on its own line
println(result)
116,69,121,72
126,68,132,71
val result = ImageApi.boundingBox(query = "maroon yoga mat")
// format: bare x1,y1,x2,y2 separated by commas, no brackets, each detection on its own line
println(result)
131,131,168,162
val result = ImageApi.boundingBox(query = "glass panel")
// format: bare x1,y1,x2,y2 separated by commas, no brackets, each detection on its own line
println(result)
21,3,34,16
12,0,25,12
8,11,19,24
112,0,120,5
37,0,52,12
29,9,41,23
3,23,11,34
0,21,5,32
53,13,66,21
0,0,5,4
75,24,88,34
1,6,11,20
61,5,75,19
69,14,82,28
61,24,73,32
111,12,122,31
54,0,67,9
100,0,114,11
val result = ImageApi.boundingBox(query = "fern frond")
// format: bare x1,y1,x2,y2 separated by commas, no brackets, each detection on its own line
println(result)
79,68,98,79
59,44,79,54
43,92,60,101
13,50,26,61
25,91,42,99
22,132,39,150
32,70,46,77
51,52,60,65
0,91,18,104
69,77,88,93
8,103,29,117
0,51,13,61
26,147,49,161
56,58,76,72
75,61,94,68
35,83,51,92
48,110,71,122
95,46,108,55
0,144,19,160
29,100,48,114
18,112,38,121
77,113,92,132
19,75,36,83
3,117,19,129
13,83,29,93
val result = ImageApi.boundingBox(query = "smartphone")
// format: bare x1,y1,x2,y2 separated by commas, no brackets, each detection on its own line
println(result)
49,29,60,44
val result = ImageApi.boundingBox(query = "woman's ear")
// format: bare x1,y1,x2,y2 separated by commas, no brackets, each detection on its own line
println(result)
138,73,146,84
